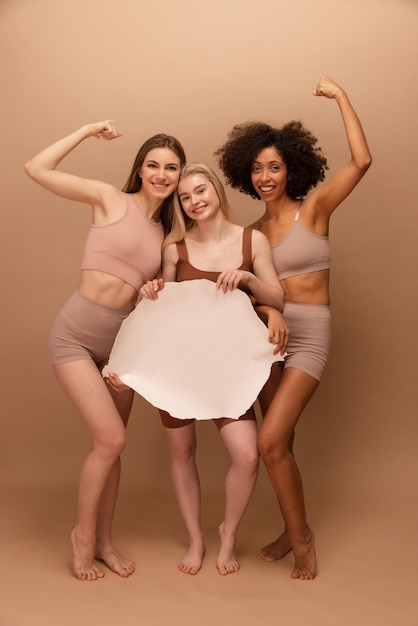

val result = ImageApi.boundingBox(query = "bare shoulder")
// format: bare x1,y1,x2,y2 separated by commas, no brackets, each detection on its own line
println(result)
89,184,125,222
250,227,270,249
102,184,126,205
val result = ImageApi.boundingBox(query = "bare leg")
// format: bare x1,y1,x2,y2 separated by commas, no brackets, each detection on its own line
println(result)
258,363,284,417
54,360,129,581
215,418,259,575
94,385,135,577
258,367,319,580
258,364,292,561
165,423,205,575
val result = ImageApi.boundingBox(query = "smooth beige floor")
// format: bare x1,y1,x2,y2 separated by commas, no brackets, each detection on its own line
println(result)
2,1,417,623
2,473,416,626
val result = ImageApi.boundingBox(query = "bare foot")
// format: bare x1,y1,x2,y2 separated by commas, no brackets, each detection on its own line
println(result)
217,522,240,576
95,541,135,578
70,526,105,581
290,530,317,580
260,530,292,562
177,541,206,575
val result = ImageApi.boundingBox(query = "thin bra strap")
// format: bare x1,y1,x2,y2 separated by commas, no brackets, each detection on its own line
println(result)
294,201,304,222
242,227,253,268
176,239,189,262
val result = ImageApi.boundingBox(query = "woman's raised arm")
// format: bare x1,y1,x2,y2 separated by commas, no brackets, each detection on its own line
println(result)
24,120,122,206
312,76,372,217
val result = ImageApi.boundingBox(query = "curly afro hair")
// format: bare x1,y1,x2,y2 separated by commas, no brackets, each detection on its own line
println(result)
215,121,328,200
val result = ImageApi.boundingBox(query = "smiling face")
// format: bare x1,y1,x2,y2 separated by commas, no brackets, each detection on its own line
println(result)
251,146,288,202
177,173,221,222
139,147,182,200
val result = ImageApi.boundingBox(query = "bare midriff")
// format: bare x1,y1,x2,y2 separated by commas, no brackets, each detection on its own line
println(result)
281,269,330,305
78,269,138,308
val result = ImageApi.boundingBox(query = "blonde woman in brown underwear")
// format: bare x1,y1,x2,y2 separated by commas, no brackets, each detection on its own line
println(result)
216,76,372,579
139,163,287,576
24,121,186,581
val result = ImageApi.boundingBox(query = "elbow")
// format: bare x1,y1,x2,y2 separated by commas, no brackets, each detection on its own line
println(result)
357,152,372,174
273,289,284,312
24,160,46,184
277,286,285,312
24,160,37,180
363,153,372,172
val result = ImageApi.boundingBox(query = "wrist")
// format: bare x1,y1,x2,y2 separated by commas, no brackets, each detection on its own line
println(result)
79,124,96,139
245,272,256,286
334,88,349,106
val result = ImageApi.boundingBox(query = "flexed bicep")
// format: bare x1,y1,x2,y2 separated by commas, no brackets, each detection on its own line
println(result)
312,77,372,218
24,121,123,206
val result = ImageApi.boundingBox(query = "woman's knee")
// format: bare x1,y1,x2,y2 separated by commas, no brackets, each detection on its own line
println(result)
258,431,287,464
169,441,196,464
247,454,260,478
96,429,127,461
245,448,260,473
230,446,259,475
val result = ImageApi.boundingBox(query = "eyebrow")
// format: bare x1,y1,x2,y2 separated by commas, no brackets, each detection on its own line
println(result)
253,159,283,165
145,159,179,167
179,184,207,198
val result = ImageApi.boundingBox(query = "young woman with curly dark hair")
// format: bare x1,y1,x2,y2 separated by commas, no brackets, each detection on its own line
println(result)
216,76,372,580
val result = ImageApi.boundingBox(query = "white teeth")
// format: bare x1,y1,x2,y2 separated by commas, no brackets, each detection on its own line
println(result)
260,186,274,192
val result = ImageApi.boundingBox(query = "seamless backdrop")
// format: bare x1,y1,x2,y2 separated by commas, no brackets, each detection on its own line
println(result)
1,1,417,625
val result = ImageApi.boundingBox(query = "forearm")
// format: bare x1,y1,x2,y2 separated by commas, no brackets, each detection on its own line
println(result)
254,303,289,355
254,303,270,322
334,89,372,171
247,274,284,310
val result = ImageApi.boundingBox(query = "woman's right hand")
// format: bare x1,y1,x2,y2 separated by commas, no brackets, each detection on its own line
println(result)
139,278,165,300
87,120,123,141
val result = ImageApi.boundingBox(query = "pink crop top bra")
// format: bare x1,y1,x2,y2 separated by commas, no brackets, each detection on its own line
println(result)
81,193,164,291
270,203,330,280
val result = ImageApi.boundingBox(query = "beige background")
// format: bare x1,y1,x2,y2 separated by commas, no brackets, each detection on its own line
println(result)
1,0,417,624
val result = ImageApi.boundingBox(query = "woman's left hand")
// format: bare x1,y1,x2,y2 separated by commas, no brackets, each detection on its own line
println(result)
312,75,343,99
105,372,131,393
266,309,290,356
216,269,250,293
140,278,164,300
